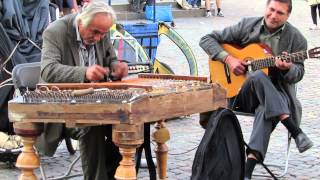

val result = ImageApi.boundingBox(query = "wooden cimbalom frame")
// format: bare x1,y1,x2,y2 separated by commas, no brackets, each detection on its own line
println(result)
8,73,227,180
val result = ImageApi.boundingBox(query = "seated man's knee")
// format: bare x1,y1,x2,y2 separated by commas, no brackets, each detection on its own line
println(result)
247,70,269,84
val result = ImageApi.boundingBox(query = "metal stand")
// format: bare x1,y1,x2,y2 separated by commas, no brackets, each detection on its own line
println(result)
253,133,292,179
41,154,82,180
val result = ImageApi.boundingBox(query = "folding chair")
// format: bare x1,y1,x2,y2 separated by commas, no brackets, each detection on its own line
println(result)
228,97,292,179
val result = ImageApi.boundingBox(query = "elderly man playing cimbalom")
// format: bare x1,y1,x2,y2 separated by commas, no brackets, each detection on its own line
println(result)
40,2,128,180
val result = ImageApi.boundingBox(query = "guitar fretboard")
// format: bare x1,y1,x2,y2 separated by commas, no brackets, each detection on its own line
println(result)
251,51,307,71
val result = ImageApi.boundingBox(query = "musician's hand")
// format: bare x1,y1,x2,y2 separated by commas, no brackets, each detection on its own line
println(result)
275,52,292,70
111,62,128,80
86,65,108,82
224,55,247,76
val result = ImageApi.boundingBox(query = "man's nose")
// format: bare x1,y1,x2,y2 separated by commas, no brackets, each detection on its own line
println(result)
93,34,105,42
93,35,101,42
270,12,278,19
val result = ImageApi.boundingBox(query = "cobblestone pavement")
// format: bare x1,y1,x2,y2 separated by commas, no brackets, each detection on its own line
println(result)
1,0,319,179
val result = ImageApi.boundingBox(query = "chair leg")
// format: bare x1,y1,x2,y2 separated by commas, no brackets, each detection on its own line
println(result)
38,146,82,180
47,155,82,180
252,132,292,179
277,133,291,177
40,161,47,180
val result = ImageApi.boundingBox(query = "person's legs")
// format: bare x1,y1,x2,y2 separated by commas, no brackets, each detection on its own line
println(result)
187,0,195,6
79,126,108,180
216,0,221,9
130,0,145,13
216,0,224,16
204,0,212,17
244,157,258,180
146,0,153,5
79,126,121,180
311,5,318,26
235,71,290,118
237,71,312,139
234,71,310,178
65,0,78,13
245,106,279,179
193,0,200,8
196,0,202,7
280,114,313,153
317,4,320,23
104,125,122,178
53,0,64,16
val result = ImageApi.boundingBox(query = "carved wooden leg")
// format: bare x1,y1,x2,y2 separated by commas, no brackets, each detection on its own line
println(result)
152,120,170,180
13,122,42,180
114,147,137,180
16,137,40,180
113,123,144,180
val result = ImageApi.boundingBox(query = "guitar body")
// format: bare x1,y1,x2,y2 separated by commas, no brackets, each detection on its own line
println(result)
209,43,270,98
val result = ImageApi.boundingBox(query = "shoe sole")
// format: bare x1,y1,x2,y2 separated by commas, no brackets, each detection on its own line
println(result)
298,142,313,153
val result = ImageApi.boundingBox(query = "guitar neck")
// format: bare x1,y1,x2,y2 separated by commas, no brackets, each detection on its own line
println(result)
251,50,308,71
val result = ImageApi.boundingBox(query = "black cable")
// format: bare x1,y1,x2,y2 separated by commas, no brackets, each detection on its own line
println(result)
168,145,198,155
150,141,198,156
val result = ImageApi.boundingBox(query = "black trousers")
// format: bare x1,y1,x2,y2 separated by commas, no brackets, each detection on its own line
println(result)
311,4,320,25
79,125,121,180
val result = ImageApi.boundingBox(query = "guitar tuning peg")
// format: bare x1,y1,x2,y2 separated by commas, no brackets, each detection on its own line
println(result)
307,47,320,59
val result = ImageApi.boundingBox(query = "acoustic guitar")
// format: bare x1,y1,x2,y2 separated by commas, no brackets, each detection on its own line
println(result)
209,43,320,98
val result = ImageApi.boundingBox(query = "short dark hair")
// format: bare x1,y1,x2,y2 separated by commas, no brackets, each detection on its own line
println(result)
267,0,292,13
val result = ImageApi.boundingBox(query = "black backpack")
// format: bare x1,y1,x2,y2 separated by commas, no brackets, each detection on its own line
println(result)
191,108,245,180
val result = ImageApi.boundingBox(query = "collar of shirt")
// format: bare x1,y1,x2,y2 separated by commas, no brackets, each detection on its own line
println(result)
259,19,286,55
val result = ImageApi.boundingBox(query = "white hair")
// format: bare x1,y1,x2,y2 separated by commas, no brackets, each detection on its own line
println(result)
76,1,116,27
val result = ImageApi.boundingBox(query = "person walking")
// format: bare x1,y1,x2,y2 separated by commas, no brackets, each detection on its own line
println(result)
204,0,211,17
204,0,223,17
188,0,199,8
308,0,320,30
215,0,223,17
51,0,78,17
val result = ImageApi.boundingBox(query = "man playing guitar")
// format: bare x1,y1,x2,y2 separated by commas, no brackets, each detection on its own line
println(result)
200,0,314,179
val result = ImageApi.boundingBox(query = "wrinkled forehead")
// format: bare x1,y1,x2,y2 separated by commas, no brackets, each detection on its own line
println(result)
89,13,113,30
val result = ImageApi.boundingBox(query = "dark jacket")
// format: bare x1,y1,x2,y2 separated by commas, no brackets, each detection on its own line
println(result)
200,17,308,126
41,14,117,83
37,14,118,156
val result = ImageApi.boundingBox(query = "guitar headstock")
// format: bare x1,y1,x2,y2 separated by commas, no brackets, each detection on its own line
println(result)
308,47,320,59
